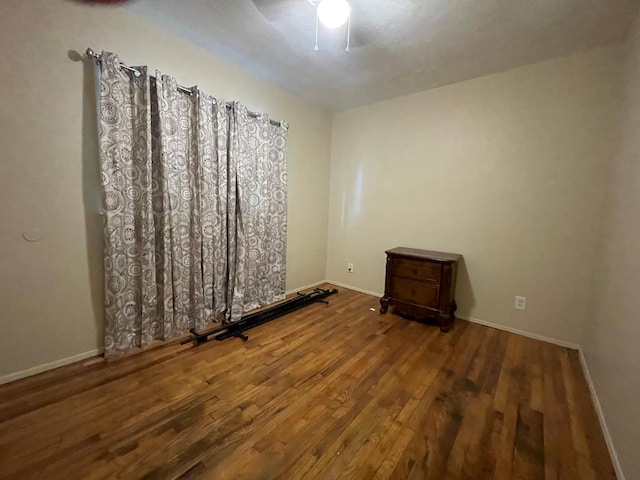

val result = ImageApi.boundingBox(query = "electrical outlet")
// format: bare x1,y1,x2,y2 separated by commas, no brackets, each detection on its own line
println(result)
515,296,526,310
347,263,354,273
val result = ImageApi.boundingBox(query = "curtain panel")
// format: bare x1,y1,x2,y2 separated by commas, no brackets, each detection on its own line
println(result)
97,52,287,357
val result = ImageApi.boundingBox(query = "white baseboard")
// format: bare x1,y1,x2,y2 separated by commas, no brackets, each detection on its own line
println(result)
0,280,328,387
325,280,384,298
578,349,625,480
327,280,579,350
457,314,580,350
0,349,101,386
286,279,330,296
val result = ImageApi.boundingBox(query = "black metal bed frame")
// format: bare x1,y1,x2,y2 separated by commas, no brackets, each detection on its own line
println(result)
181,287,338,347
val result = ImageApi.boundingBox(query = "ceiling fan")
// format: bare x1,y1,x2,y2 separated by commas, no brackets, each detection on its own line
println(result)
251,0,353,52
308,0,352,52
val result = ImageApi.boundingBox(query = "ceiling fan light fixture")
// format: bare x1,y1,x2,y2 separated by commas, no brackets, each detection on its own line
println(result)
317,0,351,29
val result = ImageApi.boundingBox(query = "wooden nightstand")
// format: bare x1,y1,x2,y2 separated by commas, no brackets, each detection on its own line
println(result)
380,247,462,332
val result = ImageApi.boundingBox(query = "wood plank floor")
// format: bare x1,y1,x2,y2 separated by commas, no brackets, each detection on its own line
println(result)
0,285,615,479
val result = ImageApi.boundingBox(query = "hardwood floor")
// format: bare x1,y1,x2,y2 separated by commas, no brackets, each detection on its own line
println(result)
0,286,615,479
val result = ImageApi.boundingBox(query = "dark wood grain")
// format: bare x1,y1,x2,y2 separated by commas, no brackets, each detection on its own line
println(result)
0,285,615,480
381,247,460,332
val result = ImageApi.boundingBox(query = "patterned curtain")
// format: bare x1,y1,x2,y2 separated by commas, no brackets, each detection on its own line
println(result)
234,105,288,315
97,52,287,357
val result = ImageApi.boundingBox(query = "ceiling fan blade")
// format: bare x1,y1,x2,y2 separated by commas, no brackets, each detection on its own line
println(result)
249,0,307,22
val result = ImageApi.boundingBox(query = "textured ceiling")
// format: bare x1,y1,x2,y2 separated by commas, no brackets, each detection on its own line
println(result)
127,0,638,111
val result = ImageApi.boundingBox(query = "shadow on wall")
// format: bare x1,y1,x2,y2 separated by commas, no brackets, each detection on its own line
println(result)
69,49,105,350
455,256,476,318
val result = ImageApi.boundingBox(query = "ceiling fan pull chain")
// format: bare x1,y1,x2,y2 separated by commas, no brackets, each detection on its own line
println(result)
314,10,320,51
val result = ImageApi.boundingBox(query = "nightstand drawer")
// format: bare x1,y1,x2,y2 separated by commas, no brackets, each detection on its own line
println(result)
394,258,441,283
392,277,439,308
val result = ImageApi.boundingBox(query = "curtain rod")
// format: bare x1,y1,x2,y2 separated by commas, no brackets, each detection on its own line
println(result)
86,48,289,130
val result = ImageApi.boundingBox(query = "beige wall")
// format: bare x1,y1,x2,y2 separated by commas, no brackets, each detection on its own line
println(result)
1,15,636,479
326,47,622,345
0,0,332,378
583,15,640,480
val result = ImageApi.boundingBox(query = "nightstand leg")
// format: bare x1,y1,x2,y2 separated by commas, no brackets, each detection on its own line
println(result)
380,297,389,314
450,299,457,320
438,312,450,332
438,300,457,332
